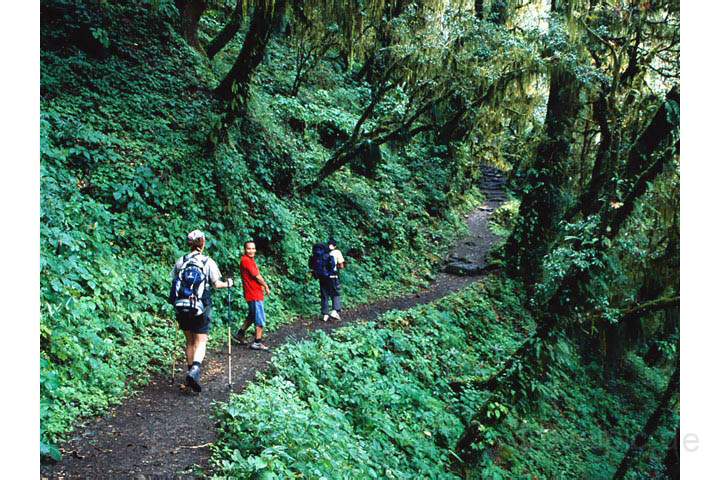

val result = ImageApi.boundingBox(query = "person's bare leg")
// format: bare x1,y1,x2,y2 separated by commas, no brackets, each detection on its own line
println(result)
255,325,263,341
183,330,195,368
185,332,207,392
193,333,208,363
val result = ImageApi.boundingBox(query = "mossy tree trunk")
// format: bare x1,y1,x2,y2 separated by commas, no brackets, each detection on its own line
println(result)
206,0,244,60
504,0,581,288
215,1,285,105
207,1,286,152
612,360,679,480
504,64,581,287
175,0,208,54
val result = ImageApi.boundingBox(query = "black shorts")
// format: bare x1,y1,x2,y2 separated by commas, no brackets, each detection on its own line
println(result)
176,307,212,334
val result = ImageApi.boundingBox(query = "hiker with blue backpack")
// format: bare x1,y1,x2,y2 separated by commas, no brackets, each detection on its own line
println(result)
169,230,234,392
309,238,346,321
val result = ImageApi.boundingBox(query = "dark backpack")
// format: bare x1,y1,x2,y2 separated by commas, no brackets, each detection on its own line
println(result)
169,253,209,318
309,243,336,279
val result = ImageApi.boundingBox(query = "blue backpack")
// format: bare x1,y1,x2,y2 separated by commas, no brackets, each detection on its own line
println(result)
310,243,336,279
169,253,209,317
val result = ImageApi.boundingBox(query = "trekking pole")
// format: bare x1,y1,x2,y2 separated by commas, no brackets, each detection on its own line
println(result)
227,284,233,390
170,320,177,386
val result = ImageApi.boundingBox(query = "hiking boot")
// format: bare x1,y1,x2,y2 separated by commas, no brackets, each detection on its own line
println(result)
231,330,247,345
250,341,270,351
185,365,202,392
329,310,341,321
322,314,330,322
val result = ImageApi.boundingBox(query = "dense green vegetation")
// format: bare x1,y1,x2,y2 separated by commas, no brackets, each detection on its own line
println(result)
41,0,679,477
40,0,481,458
210,278,532,478
209,278,675,479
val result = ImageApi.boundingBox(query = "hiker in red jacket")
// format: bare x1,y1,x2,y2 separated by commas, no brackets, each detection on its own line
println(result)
232,241,271,350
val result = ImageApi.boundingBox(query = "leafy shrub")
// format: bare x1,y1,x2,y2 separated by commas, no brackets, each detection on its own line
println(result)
209,279,532,478
211,274,676,479
489,198,520,238
468,341,678,480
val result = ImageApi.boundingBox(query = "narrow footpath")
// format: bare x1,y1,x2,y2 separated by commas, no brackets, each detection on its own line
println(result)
41,166,507,479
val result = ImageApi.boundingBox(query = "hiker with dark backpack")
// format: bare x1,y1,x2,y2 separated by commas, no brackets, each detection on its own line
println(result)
327,238,346,319
169,230,233,392
308,239,344,321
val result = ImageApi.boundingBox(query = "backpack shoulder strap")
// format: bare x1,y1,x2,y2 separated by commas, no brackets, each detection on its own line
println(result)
198,255,211,289
179,252,207,274
177,254,190,272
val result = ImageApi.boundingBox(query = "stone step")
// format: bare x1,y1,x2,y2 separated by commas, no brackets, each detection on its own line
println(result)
445,260,487,276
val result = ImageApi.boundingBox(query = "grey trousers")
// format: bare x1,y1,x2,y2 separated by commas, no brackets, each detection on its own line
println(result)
319,277,341,314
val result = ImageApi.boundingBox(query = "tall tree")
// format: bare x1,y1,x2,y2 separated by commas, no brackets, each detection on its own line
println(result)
206,0,287,152
206,0,245,59
175,0,209,53
455,86,679,464
516,86,677,388
214,0,286,104
565,0,679,221
504,0,581,287
301,6,542,193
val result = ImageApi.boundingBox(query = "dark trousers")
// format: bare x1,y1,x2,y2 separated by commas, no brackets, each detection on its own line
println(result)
319,277,341,315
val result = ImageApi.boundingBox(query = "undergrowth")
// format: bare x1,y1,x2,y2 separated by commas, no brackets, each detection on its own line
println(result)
40,2,481,458
209,277,531,478
209,275,676,479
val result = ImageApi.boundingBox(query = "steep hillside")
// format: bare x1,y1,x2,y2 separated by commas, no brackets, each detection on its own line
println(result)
40,2,481,457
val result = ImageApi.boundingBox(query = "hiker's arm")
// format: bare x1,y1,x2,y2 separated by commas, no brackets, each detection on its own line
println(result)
208,260,232,288
213,278,234,289
336,251,346,269
255,273,271,295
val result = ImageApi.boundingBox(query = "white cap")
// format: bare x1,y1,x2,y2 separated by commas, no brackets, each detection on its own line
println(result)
187,229,205,242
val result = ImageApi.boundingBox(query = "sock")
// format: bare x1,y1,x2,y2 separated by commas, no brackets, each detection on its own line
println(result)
187,365,192,371
192,361,202,369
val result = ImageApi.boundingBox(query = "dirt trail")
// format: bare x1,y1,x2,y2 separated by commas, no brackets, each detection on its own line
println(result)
41,166,507,479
